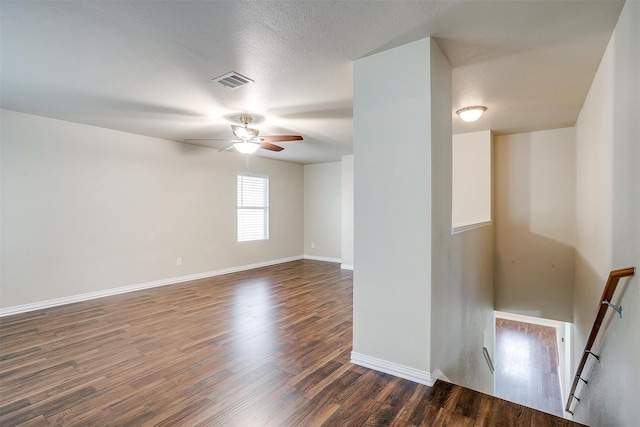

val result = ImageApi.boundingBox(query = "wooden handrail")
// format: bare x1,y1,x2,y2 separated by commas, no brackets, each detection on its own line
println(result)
565,266,635,414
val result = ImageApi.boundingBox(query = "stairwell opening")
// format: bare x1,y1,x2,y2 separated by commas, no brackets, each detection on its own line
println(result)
494,311,571,418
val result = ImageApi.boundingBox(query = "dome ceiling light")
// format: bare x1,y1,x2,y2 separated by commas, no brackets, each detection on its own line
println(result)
456,106,487,123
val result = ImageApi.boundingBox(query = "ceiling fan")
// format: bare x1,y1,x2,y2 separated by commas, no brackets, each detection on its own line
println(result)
184,115,303,154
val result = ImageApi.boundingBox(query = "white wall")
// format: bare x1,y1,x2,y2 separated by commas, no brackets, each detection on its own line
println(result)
430,40,494,394
572,2,640,425
432,223,495,395
494,128,576,322
303,161,341,262
352,38,495,394
1,109,304,310
341,155,354,269
452,130,492,229
352,38,433,378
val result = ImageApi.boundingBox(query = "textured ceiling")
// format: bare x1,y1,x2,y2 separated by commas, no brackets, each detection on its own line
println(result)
0,1,624,164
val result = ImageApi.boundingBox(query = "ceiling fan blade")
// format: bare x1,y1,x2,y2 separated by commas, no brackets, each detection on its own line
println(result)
260,142,284,152
232,125,259,139
260,135,303,143
185,119,299,154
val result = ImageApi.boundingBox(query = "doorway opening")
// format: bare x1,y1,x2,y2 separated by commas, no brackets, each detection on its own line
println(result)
494,311,570,418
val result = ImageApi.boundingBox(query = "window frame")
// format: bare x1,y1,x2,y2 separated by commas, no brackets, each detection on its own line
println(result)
237,172,270,243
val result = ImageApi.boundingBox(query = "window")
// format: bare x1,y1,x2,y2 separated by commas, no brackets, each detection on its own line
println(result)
237,173,269,242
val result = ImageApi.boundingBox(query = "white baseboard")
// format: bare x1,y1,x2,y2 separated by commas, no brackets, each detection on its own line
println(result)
340,264,354,270
303,255,342,263
0,256,304,317
350,351,433,386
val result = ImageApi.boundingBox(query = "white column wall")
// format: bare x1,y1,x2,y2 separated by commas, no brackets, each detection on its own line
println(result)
429,39,494,395
352,38,433,377
352,37,494,393
341,155,354,269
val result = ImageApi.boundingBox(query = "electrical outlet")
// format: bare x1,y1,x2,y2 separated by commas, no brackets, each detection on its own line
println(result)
311,243,315,249
176,257,182,266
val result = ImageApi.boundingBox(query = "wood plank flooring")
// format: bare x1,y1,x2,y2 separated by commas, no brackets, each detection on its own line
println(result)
1,260,583,426
495,318,564,417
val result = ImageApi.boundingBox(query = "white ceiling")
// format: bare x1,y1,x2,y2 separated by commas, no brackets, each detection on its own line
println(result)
0,1,624,164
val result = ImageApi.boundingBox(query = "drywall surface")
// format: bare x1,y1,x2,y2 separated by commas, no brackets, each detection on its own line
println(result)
452,130,492,228
341,155,354,269
494,128,576,322
1,109,304,309
353,38,494,394
430,40,494,395
572,2,640,425
303,161,341,261
432,224,495,395
353,38,433,373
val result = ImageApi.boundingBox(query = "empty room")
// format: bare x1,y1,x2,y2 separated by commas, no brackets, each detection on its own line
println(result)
1,1,638,426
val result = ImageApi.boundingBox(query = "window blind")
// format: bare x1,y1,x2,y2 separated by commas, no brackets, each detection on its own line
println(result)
237,173,269,242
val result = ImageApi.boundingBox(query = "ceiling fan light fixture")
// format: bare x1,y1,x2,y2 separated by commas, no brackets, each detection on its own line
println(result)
234,141,260,154
456,106,487,122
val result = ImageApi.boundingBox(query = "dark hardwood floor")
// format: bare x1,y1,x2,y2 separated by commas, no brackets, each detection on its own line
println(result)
1,260,583,426
495,318,564,417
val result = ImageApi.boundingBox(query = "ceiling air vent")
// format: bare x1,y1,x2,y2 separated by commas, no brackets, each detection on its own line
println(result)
212,71,254,89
